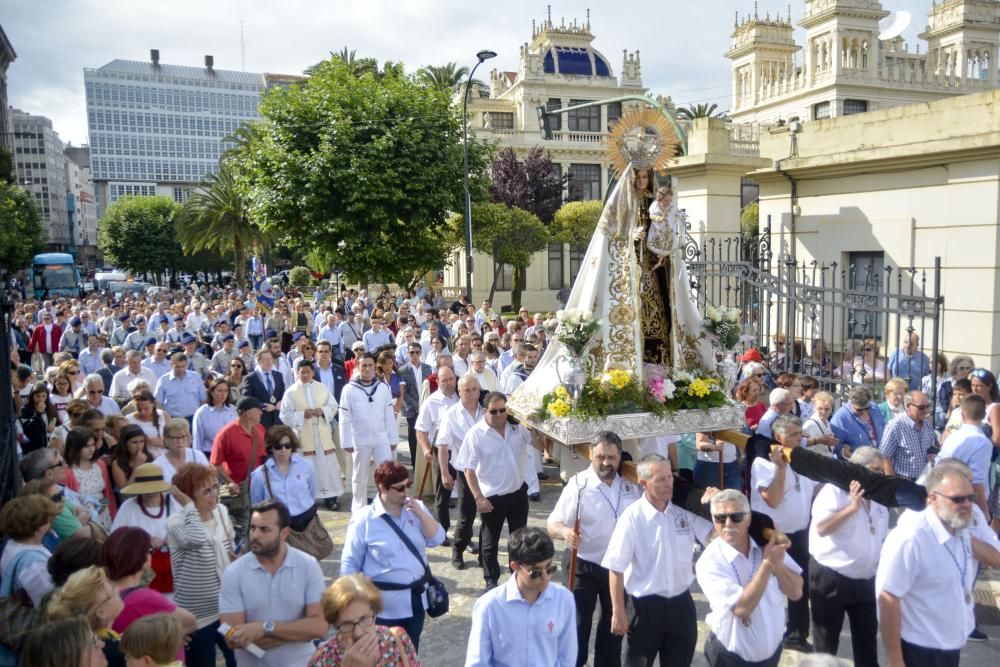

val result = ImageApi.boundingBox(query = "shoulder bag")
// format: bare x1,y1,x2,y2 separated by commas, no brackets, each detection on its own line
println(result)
0,550,44,651
378,514,449,618
219,427,259,515
263,465,333,560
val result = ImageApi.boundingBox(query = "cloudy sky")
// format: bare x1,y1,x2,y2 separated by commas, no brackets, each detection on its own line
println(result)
5,0,931,146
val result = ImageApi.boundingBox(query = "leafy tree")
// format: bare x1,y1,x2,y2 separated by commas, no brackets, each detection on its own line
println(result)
741,201,759,240
551,200,603,246
288,266,312,287
488,147,565,224
416,63,487,93
676,103,727,120
0,148,14,184
305,48,404,80
176,163,271,287
235,57,491,288
451,202,548,306
99,196,182,280
0,182,46,277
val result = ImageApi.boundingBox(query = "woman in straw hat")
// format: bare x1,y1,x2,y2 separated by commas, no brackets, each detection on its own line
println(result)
111,463,178,596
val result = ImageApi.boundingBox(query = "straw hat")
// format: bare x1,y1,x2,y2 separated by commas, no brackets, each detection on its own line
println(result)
120,463,171,495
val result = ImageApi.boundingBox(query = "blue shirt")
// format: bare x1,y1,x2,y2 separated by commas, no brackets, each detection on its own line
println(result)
465,577,577,667
887,350,931,391
249,455,316,516
340,496,445,620
756,408,781,439
879,413,938,479
78,347,104,376
192,404,237,453
219,545,325,667
830,402,886,456
154,370,206,418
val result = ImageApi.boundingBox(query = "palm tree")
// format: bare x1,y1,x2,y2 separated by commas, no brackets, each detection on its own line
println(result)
220,123,260,165
176,163,271,287
676,103,728,120
417,63,468,91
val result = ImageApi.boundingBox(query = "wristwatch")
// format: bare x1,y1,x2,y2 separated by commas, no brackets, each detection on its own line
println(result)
262,621,275,635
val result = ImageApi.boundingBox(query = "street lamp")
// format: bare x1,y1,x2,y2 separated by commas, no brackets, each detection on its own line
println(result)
462,48,497,303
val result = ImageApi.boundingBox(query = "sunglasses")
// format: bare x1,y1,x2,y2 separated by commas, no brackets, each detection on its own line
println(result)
932,492,976,505
909,403,930,410
46,459,67,472
526,563,559,579
48,491,65,503
712,512,747,524
273,441,294,450
390,481,413,492
956,366,973,371
488,407,507,415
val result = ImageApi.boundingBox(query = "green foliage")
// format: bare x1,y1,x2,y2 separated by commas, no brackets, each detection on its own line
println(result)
287,266,312,287
551,200,603,245
236,57,491,287
0,182,46,275
417,63,468,91
0,148,14,184
740,201,759,240
99,196,181,277
676,103,728,120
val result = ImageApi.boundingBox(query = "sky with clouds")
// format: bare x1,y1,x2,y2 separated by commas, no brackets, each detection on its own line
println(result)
4,0,932,146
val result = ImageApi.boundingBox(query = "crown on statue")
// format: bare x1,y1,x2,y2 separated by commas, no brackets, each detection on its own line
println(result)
607,107,679,177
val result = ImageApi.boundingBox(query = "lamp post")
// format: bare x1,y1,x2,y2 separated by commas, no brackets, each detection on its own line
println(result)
462,49,497,303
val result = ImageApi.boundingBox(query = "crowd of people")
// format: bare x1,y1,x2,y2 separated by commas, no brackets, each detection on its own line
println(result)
3,284,1000,667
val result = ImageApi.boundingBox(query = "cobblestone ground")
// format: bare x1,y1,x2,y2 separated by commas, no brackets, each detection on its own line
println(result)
313,457,1000,667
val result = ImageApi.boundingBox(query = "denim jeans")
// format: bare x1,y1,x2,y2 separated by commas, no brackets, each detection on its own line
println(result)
185,620,236,667
693,459,743,491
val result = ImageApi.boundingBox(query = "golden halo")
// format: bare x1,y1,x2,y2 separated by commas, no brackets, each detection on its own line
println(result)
606,107,679,178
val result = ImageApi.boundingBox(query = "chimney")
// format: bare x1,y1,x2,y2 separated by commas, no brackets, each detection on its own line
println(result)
150,49,160,67
205,55,214,71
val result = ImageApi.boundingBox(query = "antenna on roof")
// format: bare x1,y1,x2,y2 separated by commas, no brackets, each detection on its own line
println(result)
240,20,246,71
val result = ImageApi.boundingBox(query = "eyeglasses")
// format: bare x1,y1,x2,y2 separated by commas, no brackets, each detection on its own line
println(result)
273,441,294,450
526,563,559,579
712,512,747,524
66,370,79,375
488,407,507,415
46,459,67,472
909,403,930,410
390,481,413,492
336,613,375,635
48,491,65,503
87,389,102,395
409,350,421,355
932,492,976,505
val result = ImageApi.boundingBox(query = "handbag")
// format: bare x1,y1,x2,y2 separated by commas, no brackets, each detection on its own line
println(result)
263,466,334,560
0,550,43,651
378,514,449,618
220,428,259,514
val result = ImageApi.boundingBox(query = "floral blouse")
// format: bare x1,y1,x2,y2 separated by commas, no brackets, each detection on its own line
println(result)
308,626,420,667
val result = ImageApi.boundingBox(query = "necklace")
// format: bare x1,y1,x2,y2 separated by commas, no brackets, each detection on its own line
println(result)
860,499,875,535
942,536,972,604
791,469,801,492
595,477,624,520
139,495,166,519
729,546,761,627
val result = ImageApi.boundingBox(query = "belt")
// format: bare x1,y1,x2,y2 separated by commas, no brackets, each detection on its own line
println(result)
302,449,336,456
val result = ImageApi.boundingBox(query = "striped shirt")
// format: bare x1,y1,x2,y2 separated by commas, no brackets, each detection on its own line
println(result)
166,503,235,627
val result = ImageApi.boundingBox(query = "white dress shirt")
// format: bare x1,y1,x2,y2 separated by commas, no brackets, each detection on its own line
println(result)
876,506,1000,650
108,366,157,401
465,577,577,667
809,485,889,579
601,495,713,598
452,354,470,377
696,538,801,662
454,420,528,497
416,390,460,449
547,467,642,564
750,457,817,533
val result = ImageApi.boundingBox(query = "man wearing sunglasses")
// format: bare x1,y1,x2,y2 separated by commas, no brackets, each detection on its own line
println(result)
466,527,576,666
877,461,1000,667
696,489,803,667
879,390,938,480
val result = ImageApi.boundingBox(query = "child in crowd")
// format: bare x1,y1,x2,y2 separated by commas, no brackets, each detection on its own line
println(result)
119,613,184,667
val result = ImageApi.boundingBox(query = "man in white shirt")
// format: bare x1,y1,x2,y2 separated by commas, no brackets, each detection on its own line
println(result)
452,335,472,376
547,431,642,667
456,391,530,590
749,414,817,651
109,350,157,403
361,317,392,352
876,461,1000,667
465,527,576,667
808,446,890,665
602,453,714,666
338,353,398,511
317,313,343,359
695,489,803,667
937,394,993,518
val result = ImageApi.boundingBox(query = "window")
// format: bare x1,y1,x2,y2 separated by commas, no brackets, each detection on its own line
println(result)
606,101,622,129
847,251,885,340
813,101,831,120
546,98,562,132
487,112,514,129
569,245,587,284
493,260,514,291
548,243,564,290
568,99,600,132
568,163,601,201
843,99,868,116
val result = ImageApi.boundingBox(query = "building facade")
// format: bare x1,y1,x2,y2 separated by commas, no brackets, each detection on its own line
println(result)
0,25,15,155
83,51,266,214
64,145,99,270
10,108,69,251
442,12,647,310
727,0,1000,125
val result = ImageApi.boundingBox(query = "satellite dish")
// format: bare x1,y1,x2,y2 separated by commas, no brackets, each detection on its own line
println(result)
879,10,912,41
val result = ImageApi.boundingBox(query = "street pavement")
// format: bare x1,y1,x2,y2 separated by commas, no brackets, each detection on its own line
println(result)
314,456,1000,667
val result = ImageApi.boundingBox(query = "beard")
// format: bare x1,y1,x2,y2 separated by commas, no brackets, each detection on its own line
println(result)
938,504,972,531
596,464,617,482
249,537,282,558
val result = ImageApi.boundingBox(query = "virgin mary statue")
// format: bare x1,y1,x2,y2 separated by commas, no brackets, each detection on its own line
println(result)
508,108,715,418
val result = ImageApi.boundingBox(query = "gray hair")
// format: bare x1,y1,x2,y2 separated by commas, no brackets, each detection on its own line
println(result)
709,489,750,513
743,361,765,377
926,458,973,493
100,349,115,364
636,453,669,481
469,350,487,363
126,378,150,394
848,446,885,468
83,374,104,390
902,391,926,408
848,385,873,407
772,414,802,437
592,431,623,452
19,447,59,482
125,349,143,362
948,355,975,376
768,388,791,407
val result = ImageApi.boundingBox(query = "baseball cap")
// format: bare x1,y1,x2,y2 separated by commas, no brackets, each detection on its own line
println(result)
222,333,235,342
236,396,262,414
741,349,763,363
70,316,82,327
237,340,250,349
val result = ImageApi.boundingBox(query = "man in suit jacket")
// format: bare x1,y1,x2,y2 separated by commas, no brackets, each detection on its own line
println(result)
399,342,433,467
240,348,286,428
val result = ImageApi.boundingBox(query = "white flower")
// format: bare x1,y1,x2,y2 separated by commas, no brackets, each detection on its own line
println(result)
662,379,676,399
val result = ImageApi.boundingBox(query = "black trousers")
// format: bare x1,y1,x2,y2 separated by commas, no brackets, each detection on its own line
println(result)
433,453,454,532
901,639,960,667
479,483,528,583
624,591,697,667
567,557,621,667
704,633,781,667
406,416,418,467
452,471,478,555
784,529,810,642
808,558,878,667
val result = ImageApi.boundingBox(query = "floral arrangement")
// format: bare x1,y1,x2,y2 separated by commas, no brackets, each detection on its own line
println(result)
549,308,601,357
538,365,729,420
704,304,741,350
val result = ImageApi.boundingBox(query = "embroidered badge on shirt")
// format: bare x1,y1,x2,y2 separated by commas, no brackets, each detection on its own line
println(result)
675,514,690,532
547,621,555,634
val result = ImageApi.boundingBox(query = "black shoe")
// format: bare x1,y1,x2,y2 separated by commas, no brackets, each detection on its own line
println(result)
529,493,541,502
782,637,812,653
323,498,339,511
467,544,480,555
451,554,465,570
441,537,452,548
969,627,989,642
537,472,549,480
484,579,498,591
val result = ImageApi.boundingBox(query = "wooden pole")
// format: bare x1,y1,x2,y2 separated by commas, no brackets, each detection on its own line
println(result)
416,456,433,498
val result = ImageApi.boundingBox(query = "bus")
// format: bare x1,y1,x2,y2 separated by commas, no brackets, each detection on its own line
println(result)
31,253,82,300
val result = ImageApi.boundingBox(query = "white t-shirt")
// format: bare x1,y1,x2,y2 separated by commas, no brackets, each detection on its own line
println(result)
111,496,179,542
808,485,889,579
153,449,210,483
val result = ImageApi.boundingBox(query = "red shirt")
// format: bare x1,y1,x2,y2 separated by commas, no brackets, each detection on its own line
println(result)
210,420,267,483
745,402,768,431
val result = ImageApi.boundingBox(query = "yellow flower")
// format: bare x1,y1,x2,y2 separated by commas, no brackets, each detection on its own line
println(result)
554,386,570,400
547,398,571,418
608,369,631,390
689,378,712,398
